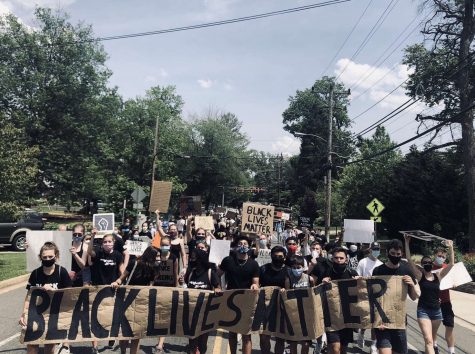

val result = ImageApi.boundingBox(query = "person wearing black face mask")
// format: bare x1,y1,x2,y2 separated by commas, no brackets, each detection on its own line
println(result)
318,247,359,354
258,246,288,354
69,224,88,288
404,236,454,354
372,239,418,354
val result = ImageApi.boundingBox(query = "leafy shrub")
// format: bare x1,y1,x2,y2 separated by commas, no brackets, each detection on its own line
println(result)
462,253,475,280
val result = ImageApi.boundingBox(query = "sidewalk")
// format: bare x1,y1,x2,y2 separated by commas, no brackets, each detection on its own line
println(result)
451,289,475,326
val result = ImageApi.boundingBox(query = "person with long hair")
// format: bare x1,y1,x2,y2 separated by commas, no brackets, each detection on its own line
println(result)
113,246,159,354
19,242,72,354
185,248,221,354
405,236,454,354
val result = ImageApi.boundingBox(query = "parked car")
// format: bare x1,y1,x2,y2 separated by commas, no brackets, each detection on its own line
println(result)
0,209,45,251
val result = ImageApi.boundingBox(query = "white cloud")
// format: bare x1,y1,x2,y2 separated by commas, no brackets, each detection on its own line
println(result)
0,1,12,15
159,68,168,78
271,135,300,157
197,79,215,89
203,0,238,15
10,0,76,10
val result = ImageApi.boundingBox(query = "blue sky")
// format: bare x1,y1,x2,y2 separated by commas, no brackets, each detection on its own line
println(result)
1,0,455,155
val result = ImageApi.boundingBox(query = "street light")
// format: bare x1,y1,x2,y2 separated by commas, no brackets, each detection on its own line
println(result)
294,131,327,143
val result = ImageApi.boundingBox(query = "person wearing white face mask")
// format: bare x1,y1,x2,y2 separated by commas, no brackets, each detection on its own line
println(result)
356,242,383,354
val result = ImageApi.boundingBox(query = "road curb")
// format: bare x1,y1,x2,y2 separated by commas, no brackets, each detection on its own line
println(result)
0,274,28,289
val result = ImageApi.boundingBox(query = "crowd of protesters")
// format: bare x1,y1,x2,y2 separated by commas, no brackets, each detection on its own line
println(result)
19,209,457,354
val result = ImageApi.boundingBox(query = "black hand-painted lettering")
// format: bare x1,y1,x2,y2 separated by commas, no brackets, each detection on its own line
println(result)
251,288,278,332
170,290,179,335
91,287,113,338
110,288,141,337
279,292,294,335
24,289,50,342
201,293,222,331
45,292,67,340
338,279,360,324
182,291,205,336
218,290,243,327
68,288,91,340
313,283,332,328
146,289,168,336
366,278,390,323
286,289,309,336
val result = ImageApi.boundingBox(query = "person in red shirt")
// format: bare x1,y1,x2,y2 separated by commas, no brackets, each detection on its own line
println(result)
432,246,456,354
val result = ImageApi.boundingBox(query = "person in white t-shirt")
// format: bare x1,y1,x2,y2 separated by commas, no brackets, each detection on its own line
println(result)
176,216,186,235
356,241,382,354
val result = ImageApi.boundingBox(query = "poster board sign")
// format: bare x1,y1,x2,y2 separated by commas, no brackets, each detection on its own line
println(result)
439,262,473,290
298,216,314,228
125,240,149,257
149,181,173,212
225,210,238,219
257,248,272,266
216,207,226,213
26,231,72,272
343,219,375,244
179,196,202,216
194,216,215,230
241,203,275,235
93,213,115,234
209,239,231,265
20,276,406,344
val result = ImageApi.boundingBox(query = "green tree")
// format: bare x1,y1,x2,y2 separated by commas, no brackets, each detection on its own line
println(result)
0,119,38,220
403,0,475,251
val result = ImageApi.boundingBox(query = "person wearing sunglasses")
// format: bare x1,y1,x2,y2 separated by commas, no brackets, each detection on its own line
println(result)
69,224,89,288
404,236,454,354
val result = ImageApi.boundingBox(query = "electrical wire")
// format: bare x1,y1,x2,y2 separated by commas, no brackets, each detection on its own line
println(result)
91,0,351,43
320,0,373,77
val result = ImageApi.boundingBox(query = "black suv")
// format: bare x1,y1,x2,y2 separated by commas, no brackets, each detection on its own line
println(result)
0,209,45,251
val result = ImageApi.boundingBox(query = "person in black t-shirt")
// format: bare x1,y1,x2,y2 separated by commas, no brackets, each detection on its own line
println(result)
119,218,132,240
219,236,259,354
113,246,158,354
320,247,359,354
258,246,287,354
372,239,418,354
88,233,123,353
185,248,221,354
20,242,72,354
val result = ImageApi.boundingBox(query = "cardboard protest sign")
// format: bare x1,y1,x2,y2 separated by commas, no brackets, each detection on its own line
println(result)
93,213,115,234
343,219,375,244
194,216,215,230
216,207,226,213
125,240,149,257
155,258,176,286
257,248,272,266
20,276,407,344
440,262,473,290
149,181,173,212
179,196,202,216
298,216,314,228
225,210,238,219
241,203,275,235
209,239,231,265
26,231,72,272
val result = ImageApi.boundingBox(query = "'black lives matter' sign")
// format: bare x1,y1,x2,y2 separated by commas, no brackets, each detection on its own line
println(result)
241,202,275,235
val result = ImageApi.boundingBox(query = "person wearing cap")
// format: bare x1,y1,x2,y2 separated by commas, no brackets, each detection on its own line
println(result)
356,242,383,354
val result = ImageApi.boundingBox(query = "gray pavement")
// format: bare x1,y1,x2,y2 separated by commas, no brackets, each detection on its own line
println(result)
0,283,473,354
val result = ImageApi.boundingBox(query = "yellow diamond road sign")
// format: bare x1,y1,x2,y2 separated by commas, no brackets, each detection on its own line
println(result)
367,198,385,216
370,216,382,223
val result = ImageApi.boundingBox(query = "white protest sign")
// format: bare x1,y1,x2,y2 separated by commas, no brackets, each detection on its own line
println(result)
93,213,115,233
209,239,231,265
26,231,72,272
257,248,272,266
343,219,375,244
440,262,473,290
125,240,149,256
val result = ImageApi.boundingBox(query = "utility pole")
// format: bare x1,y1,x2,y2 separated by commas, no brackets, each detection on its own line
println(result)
151,114,159,182
324,84,334,242
222,186,225,207
278,153,283,206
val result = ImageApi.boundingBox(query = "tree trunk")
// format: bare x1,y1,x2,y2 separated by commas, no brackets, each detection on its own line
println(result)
458,0,475,252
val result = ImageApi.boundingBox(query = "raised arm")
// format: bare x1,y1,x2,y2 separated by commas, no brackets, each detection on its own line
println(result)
87,231,97,258
186,215,194,243
440,240,455,279
404,235,422,282
155,210,167,237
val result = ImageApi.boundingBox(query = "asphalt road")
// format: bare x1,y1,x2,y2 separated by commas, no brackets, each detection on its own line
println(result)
0,284,473,354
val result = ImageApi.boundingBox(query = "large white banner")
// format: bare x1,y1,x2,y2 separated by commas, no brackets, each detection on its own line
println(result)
26,231,72,272
343,219,375,244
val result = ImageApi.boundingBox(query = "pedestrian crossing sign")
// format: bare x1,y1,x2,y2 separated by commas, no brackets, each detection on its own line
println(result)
367,198,384,216
370,216,382,223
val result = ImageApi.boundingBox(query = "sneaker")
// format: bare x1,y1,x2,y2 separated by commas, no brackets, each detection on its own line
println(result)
357,331,365,348
433,346,440,354
371,344,378,354
56,345,70,354
91,347,99,354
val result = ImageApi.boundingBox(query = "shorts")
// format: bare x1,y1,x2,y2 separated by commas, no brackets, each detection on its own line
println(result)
417,306,443,321
326,328,353,346
441,302,455,327
375,329,407,354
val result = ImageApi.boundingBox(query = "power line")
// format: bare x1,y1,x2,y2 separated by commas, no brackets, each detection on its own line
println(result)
320,0,373,77
93,0,351,43
342,103,475,166
336,0,398,80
